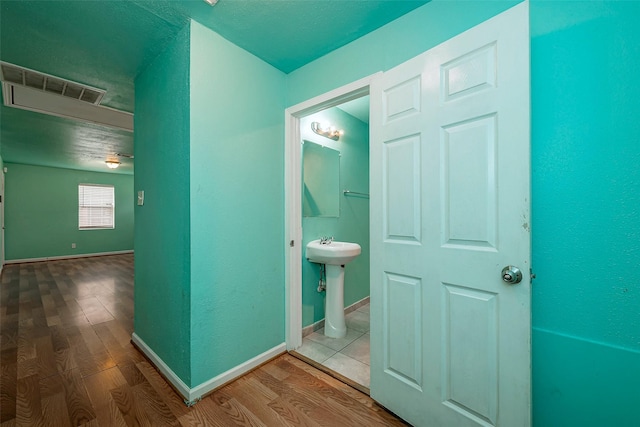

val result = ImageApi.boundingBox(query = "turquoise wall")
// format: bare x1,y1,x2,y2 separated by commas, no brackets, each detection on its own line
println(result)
188,21,286,386
300,107,370,327
530,1,640,425
134,25,192,384
130,1,639,420
4,162,133,261
288,0,640,424
134,19,286,389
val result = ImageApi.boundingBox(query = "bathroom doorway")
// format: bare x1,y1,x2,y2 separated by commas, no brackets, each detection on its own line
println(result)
296,96,371,391
284,76,374,392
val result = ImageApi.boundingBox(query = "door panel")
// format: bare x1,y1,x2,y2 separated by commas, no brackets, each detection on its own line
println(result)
443,284,498,424
370,3,530,426
442,114,497,249
383,134,421,243
442,42,497,101
383,76,421,123
383,272,423,389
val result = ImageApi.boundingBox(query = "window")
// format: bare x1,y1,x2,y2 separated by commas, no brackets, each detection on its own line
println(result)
79,184,115,229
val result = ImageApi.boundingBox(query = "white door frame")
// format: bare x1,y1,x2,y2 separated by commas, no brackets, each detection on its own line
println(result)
284,74,379,350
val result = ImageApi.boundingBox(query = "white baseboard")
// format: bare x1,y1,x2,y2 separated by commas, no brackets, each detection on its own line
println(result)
131,333,191,401
131,332,286,405
5,250,134,264
189,342,286,402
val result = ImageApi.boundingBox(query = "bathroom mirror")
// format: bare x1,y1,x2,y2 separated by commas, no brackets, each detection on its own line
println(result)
302,140,340,217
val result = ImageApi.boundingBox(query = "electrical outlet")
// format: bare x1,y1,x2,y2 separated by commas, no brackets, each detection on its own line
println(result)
71,243,76,249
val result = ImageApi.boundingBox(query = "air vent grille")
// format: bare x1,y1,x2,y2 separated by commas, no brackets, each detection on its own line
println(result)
0,61,105,105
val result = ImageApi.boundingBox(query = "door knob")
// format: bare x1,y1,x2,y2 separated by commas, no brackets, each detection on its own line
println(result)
501,266,522,284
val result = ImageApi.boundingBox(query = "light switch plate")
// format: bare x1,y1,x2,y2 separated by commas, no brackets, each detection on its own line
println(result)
137,190,144,206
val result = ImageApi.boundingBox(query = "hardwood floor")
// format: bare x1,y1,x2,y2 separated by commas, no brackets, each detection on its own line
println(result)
0,255,407,426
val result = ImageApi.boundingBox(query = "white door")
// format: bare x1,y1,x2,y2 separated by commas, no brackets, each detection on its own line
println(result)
370,3,530,426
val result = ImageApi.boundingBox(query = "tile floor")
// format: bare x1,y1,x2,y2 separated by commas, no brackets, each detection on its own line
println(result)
297,303,370,388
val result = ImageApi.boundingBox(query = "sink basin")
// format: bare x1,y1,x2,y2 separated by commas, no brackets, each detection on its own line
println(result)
306,239,361,265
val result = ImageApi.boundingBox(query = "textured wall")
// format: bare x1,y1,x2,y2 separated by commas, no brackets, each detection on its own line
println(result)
530,1,640,424
300,107,370,327
134,24,192,385
130,1,639,419
188,21,286,386
4,163,133,260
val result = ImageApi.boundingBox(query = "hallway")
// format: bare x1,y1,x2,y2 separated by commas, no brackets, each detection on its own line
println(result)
0,255,405,426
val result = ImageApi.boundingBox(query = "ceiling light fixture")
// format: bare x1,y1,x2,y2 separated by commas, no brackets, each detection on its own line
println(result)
105,160,121,169
311,121,344,141
203,0,219,6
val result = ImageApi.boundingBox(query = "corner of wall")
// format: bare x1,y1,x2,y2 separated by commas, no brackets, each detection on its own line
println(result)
133,21,193,386
187,19,287,386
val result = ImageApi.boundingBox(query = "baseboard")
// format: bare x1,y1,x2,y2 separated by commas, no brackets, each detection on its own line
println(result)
131,332,286,405
131,333,192,402
302,318,325,337
347,296,370,314
302,296,370,337
5,250,134,264
190,342,286,402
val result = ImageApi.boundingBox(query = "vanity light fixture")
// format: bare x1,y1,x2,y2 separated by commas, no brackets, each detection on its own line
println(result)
311,121,344,141
105,160,121,169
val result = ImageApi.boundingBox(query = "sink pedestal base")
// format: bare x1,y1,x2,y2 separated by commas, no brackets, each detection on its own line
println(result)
324,264,346,338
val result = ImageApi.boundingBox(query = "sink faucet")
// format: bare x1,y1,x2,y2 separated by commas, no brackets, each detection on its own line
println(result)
320,236,334,245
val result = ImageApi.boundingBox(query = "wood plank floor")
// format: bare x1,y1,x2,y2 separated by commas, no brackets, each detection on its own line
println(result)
0,255,407,426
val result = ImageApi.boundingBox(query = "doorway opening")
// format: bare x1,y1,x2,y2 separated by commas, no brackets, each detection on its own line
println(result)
284,75,377,391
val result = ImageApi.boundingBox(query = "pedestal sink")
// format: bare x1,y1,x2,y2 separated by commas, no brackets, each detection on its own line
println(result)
306,239,361,339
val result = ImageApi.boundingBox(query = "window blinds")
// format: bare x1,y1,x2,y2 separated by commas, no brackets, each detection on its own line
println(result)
79,184,115,229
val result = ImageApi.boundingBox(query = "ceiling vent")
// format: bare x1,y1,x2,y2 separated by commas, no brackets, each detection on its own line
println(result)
0,61,132,132
1,61,105,105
